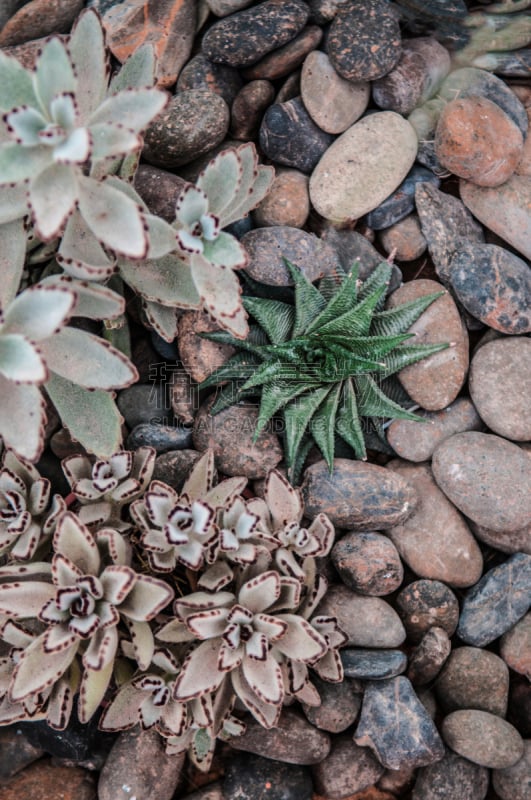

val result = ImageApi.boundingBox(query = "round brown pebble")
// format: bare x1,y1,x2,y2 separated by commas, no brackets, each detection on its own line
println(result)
435,646,510,717
407,626,452,686
469,519,531,556
300,50,369,134
379,213,427,261
331,531,404,596
442,710,524,769
492,739,531,800
500,613,531,680
227,707,330,764
242,225,338,285
230,79,275,140
395,579,459,643
178,310,235,383
302,675,362,733
469,337,531,441
0,760,95,800
316,584,406,648
133,165,187,223
435,96,523,187
0,0,84,47
252,168,310,228
311,734,384,798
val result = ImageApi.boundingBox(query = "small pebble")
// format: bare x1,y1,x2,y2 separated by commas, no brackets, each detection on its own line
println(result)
311,734,384,798
302,676,363,733
230,80,275,140
412,751,489,800
252,169,310,229
0,0,84,47
133,165,187,223
0,728,44,783
407,627,452,686
331,532,403,596
500,613,531,680
432,431,531,533
301,50,369,134
227,708,330,764
341,649,408,680
223,753,312,800
177,53,243,105
354,677,445,770
469,519,531,556
242,225,338,285
118,384,171,429
0,760,95,800
435,646,510,717
242,24,322,80
152,449,203,492
395,579,459,643
274,69,300,103
320,228,402,289
366,165,440,231
259,97,334,173
441,710,524,769
178,310,235,384
126,423,193,453
379,214,427,262
206,0,254,15
316,584,406,649
516,105,531,175
492,739,531,800
469,337,531,441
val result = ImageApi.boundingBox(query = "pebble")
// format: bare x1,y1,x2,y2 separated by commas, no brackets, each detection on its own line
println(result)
230,80,275,140
449,244,531,335
354,677,445,770
460,174,531,260
516,106,531,176
457,552,531,647
310,112,418,224
0,0,84,47
201,0,310,68
223,751,313,800
103,0,196,87
441,710,524,769
259,97,335,174
150,329,179,360
0,760,95,800
432,432,531,533
133,165,187,224
302,458,417,531
0,0,25,31
385,460,483,588
331,532,404,596
366,165,440,231
469,338,531,441
386,397,483,463
252,169,310,228
500,613,531,679
341,649,408,680
319,228,402,290
193,399,283,478
407,627,452,686
469,519,531,556
183,784,223,800
435,646,510,717
152,449,202,491
242,226,338,285
412,751,489,800
301,51,370,134
379,214,427,262
0,728,44,783
311,734,384,798
327,0,402,82
415,182,484,284
242,24,322,80
142,91,230,169
386,280,469,411
206,0,254,15
372,37,451,116
126,422,193,452
378,764,416,796
227,708,330,764
118,384,171,429
177,53,243,105
302,676,363,733
395,579,459,643
435,96,523,187
316,584,406,649
274,69,301,103
178,310,235,383
16,714,109,765
492,739,531,800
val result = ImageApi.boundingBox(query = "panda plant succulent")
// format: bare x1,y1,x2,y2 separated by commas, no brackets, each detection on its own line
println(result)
200,260,451,481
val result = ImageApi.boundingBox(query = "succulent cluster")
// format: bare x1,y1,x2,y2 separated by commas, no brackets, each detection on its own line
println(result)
201,261,449,480
0,448,345,769
0,9,273,463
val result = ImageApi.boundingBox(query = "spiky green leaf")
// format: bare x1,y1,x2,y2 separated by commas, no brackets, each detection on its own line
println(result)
242,297,295,344
306,264,358,333
284,260,326,337
380,341,451,379
355,374,422,421
310,384,342,471
284,386,331,469
336,378,366,461
372,292,445,336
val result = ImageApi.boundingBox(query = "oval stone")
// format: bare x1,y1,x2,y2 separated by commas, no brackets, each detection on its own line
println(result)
412,752,489,800
442,710,524,769
311,735,385,799
396,579,460,643
432,431,531,532
386,279,469,411
301,458,417,530
177,53,243,105
178,310,234,384
469,519,531,556
379,214,427,262
227,707,330,764
230,79,275,140
301,50,369,134
500,613,531,679
435,646,510,717
492,740,531,800
316,584,406,648
252,168,310,229
366,165,440,231
407,627,451,686
242,24,323,81
241,225,338,285
259,97,334,174
310,111,418,223
331,531,403,596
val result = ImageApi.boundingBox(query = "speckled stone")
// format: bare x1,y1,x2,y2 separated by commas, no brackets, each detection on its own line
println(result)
366,165,439,231
516,105,531,176
327,0,402,82
331,532,403,596
243,24,322,80
177,53,243,105
126,422,193,453
193,399,283,479
310,112,418,224
386,398,483,463
316,584,406,648
223,751,313,800
142,91,230,169
311,734,384,798
259,97,334,173
412,751,489,800
379,214,427,262
460,174,531,261
202,0,310,68
252,169,310,228
469,338,531,441
0,728,44,783
492,739,531,800
457,552,531,647
301,50,369,134
302,459,417,531
242,225,338,285
133,165,187,223
227,708,330,764
206,0,254,15
302,675,362,733
0,0,84,47
435,646,510,717
230,80,275,140
178,310,235,383
355,677,445,770
0,760,95,800
407,627,451,686
442,710,524,769
449,244,531,335
397,0,468,20
385,460,483,588
500,613,531,680
0,0,26,31
396,579,459,643
152,449,202,491
341,649,408,680
386,280,469,411
469,519,531,556
432,432,531,533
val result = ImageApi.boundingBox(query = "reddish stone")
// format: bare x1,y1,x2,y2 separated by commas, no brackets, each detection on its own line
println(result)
0,760,95,800
253,168,310,228
230,80,276,140
178,310,234,383
379,214,426,262
0,0,83,47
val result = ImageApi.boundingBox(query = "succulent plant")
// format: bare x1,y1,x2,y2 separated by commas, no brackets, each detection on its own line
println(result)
200,260,451,479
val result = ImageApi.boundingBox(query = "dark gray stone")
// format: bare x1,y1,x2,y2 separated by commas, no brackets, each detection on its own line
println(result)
150,330,179,360
341,648,407,679
223,751,313,800
259,97,334,173
407,627,451,686
242,225,339,285
366,166,440,230
412,750,489,800
152,450,202,491
396,580,459,643
302,675,362,733
126,423,193,453
118,384,172,429
177,53,243,105
227,708,330,764
320,227,403,291
311,734,384,798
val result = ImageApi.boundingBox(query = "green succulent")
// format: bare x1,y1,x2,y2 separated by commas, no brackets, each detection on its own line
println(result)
200,261,450,479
